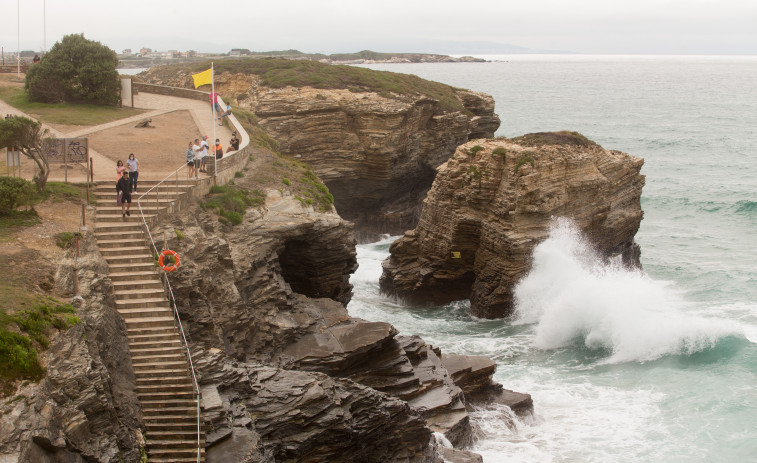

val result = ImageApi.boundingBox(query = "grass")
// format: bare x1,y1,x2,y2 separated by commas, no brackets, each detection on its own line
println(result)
0,298,80,395
233,107,281,152
0,86,144,126
152,58,469,113
54,231,76,249
201,185,265,225
0,210,41,236
511,131,597,148
492,147,508,160
468,145,484,157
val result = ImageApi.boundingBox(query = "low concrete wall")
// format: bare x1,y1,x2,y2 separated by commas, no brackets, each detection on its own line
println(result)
132,82,208,102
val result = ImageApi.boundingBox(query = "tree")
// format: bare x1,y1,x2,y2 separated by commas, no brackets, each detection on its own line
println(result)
0,116,52,191
25,34,120,106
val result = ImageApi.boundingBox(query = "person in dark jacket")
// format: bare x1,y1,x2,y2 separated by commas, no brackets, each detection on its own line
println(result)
116,170,132,218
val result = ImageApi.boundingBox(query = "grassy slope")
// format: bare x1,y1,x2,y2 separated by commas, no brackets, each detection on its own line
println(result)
147,57,469,112
0,86,144,126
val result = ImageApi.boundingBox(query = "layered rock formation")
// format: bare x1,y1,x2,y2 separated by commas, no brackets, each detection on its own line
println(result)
0,232,142,462
139,61,500,239
152,159,530,461
380,133,645,318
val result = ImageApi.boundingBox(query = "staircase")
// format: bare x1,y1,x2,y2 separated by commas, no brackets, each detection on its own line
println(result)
93,179,205,463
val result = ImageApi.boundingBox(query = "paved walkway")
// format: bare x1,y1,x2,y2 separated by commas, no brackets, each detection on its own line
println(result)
0,91,236,183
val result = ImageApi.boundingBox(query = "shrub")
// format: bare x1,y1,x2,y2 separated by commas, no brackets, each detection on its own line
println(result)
25,34,120,106
492,147,508,160
174,229,184,240
235,171,244,178
514,154,535,173
282,178,291,186
0,177,35,215
202,186,265,226
511,131,597,148
54,231,75,249
468,145,484,156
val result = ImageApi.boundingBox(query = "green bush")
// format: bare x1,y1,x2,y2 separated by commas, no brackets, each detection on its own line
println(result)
0,299,79,395
202,186,265,226
54,231,75,249
25,34,120,105
492,147,508,160
514,154,535,173
282,178,291,186
468,145,484,156
0,177,35,215
235,171,244,178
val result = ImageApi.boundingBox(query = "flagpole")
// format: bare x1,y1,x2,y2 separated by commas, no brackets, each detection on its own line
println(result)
212,62,217,178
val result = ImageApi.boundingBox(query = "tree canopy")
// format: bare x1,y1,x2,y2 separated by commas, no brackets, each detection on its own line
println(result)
0,116,51,191
25,34,120,106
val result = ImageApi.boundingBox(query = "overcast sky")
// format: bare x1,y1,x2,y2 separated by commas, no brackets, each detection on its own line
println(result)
2,0,757,55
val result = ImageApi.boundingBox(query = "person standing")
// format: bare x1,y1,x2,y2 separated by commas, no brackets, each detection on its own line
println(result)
192,139,202,179
126,153,140,193
116,160,126,181
116,170,132,218
186,141,195,178
199,135,209,173
209,92,221,113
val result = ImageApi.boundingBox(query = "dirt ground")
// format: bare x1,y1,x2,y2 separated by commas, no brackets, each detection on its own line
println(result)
87,110,203,179
0,200,82,311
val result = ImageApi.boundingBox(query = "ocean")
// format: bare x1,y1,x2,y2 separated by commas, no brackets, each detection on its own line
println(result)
348,55,757,462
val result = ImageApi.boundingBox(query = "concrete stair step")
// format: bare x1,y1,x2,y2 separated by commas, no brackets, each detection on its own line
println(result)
146,430,203,441
94,222,143,232
123,315,176,329
116,298,169,309
148,439,205,450
128,332,180,345
111,278,162,288
138,390,195,401
145,422,199,432
95,230,144,240
134,360,189,370
96,238,144,249
119,307,173,319
104,254,153,264
109,270,159,281
131,345,185,356
131,351,187,367
114,288,166,300
96,213,157,221
137,383,194,394
141,398,198,410
136,375,193,386
134,367,193,377
147,448,204,461
107,263,157,274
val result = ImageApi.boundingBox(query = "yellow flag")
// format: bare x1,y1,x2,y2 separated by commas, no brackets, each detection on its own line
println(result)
192,68,213,88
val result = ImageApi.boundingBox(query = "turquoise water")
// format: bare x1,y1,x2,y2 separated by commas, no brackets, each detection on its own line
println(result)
348,56,757,462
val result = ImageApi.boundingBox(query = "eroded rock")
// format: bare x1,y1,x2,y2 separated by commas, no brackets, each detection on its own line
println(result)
380,134,645,318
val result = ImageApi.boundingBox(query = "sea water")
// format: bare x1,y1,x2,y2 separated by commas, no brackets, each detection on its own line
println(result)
348,56,757,462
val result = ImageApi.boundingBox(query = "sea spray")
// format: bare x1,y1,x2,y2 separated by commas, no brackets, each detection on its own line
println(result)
513,219,739,362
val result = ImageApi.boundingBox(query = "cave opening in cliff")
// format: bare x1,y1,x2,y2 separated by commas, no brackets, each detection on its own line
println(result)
278,239,333,300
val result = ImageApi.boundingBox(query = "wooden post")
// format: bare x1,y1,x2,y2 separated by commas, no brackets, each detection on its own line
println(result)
64,146,68,183
73,234,80,297
89,157,94,184
81,203,86,227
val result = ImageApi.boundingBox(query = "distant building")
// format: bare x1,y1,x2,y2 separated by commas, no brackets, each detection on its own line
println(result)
139,47,152,55
229,48,252,56
122,48,132,55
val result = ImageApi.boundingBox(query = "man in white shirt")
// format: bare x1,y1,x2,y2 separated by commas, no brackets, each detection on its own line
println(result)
192,139,202,179
199,135,209,173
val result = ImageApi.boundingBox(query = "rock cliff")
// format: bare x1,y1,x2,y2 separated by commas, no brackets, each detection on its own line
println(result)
380,133,645,318
0,232,143,462
139,59,500,239
151,152,530,460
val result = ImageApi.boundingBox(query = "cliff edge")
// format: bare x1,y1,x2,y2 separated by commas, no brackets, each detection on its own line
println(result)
380,132,645,318
139,58,500,240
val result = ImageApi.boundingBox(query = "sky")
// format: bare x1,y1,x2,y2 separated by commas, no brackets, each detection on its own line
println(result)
2,0,757,56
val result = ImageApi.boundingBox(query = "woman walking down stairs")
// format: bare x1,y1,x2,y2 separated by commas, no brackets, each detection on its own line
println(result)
93,179,205,463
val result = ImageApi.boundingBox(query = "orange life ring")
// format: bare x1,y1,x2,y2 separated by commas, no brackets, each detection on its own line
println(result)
158,249,181,272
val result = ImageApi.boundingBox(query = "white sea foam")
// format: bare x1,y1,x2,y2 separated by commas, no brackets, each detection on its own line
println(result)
513,219,741,363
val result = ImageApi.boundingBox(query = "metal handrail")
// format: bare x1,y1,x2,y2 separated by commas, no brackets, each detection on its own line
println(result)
136,164,202,463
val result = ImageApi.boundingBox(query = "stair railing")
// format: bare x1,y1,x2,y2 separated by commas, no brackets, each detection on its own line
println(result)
136,164,202,463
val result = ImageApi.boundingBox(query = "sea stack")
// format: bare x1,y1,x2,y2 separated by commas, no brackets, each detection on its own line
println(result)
380,132,645,318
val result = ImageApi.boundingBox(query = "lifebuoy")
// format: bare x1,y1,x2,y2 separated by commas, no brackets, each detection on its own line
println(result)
158,249,181,272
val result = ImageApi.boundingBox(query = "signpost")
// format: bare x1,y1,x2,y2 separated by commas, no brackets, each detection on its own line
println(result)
45,138,89,183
